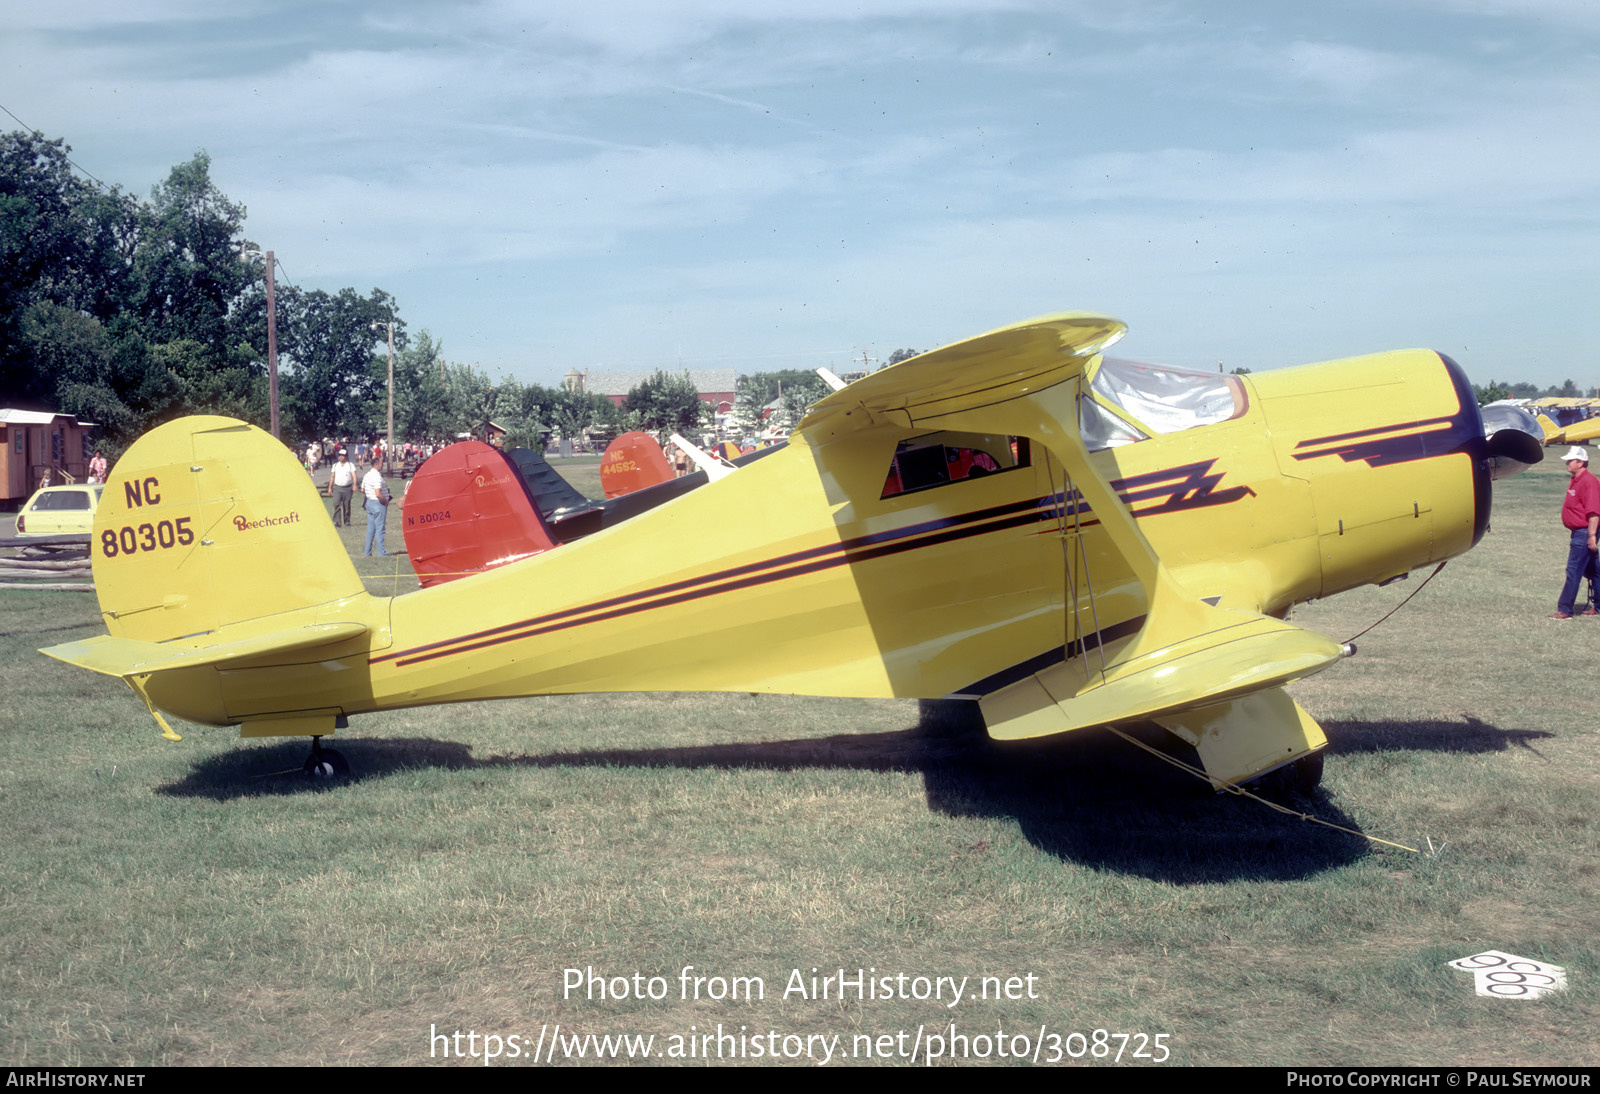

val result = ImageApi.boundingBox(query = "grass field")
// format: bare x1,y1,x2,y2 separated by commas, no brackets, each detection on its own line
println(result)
0,457,1595,1066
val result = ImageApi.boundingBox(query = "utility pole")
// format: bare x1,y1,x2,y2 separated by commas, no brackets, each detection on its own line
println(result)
857,349,878,374
242,248,280,438
265,251,278,439
371,320,395,461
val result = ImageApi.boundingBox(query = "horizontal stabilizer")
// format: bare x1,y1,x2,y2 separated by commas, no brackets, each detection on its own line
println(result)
980,610,1345,740
41,622,368,680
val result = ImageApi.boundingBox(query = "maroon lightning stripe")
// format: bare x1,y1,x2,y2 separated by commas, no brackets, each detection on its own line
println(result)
373,493,1069,669
1291,415,1462,468
373,458,1257,670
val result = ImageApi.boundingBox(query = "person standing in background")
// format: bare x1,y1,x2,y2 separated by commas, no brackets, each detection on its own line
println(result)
1551,445,1600,619
361,456,389,557
328,449,356,527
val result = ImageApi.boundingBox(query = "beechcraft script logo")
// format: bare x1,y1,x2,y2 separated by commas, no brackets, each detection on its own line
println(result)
232,511,301,532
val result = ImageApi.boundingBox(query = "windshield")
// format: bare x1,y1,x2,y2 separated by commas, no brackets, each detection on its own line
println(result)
1080,357,1247,450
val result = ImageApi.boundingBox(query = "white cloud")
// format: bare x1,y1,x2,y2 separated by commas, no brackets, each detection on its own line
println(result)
1406,0,1600,33
4,0,1599,386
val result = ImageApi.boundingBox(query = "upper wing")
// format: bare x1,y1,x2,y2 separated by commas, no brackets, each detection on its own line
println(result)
792,312,1127,441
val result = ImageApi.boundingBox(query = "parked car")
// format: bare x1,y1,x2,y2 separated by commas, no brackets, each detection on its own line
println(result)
15,484,103,536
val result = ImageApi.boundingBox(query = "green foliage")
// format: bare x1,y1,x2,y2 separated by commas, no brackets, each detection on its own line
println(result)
0,128,423,453
390,329,447,441
730,382,767,437
739,368,829,405
127,153,252,354
440,362,496,439
0,132,134,401
1475,380,1512,405
278,287,403,440
1475,378,1595,403
625,370,707,434
733,369,831,432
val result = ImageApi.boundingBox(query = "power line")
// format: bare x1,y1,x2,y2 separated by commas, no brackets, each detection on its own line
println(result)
0,102,114,191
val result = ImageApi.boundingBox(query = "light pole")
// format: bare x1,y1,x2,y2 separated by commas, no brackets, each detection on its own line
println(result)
242,249,279,438
371,320,395,466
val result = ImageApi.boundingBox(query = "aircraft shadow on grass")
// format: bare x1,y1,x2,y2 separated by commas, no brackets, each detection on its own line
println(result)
1319,717,1553,759
157,703,1549,884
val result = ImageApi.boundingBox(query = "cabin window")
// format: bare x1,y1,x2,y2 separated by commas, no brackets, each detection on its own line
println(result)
1080,357,1247,451
881,433,1029,499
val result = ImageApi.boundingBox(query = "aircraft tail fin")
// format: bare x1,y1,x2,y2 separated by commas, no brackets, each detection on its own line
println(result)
402,441,559,587
1535,413,1564,444
502,446,593,515
600,431,676,498
83,415,366,645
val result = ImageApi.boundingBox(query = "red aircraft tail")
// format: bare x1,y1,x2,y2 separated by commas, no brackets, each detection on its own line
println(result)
599,431,675,498
401,441,558,587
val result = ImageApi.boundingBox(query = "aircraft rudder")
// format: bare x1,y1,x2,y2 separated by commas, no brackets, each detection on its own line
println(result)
93,415,364,643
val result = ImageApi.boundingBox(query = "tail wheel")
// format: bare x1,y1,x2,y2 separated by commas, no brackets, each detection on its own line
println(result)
304,741,350,780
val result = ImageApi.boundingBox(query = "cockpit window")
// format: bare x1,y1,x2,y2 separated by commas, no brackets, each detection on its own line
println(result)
1080,357,1247,451
881,433,1029,499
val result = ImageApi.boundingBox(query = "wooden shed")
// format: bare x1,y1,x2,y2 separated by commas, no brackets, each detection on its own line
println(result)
0,409,98,507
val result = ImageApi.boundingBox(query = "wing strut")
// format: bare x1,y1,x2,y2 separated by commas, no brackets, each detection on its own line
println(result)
1047,451,1108,684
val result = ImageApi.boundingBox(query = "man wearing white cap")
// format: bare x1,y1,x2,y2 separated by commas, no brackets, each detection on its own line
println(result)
1551,445,1600,619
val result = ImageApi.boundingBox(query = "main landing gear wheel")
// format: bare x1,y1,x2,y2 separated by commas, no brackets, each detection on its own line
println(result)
304,738,350,780
1290,750,1325,792
1245,750,1325,799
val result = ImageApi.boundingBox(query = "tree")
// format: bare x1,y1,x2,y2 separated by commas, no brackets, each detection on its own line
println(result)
440,362,495,440
1,130,426,452
391,329,447,441
885,348,920,367
127,153,252,355
0,131,134,399
278,287,404,440
1474,381,1512,405
730,381,767,437
775,375,829,429
625,371,707,434
739,369,829,405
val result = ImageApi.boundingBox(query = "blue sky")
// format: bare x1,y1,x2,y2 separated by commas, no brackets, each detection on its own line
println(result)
3,0,1597,387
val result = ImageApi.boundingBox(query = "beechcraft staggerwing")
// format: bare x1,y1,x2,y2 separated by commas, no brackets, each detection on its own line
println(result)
1523,402,1600,447
43,312,1542,788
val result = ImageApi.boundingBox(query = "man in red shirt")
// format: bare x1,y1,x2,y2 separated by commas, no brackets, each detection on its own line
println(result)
1552,445,1600,619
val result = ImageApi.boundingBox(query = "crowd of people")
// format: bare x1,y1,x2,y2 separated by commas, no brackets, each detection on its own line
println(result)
303,437,449,476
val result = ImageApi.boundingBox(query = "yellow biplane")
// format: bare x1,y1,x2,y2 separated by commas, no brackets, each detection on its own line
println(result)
42,313,1542,789
1526,401,1600,447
